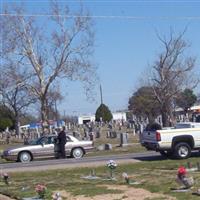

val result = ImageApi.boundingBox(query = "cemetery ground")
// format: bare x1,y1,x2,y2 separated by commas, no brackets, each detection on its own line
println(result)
1,127,200,199
2,157,200,199
0,126,146,162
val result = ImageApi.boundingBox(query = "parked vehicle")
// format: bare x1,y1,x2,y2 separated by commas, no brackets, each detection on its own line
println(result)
140,122,200,159
1,134,94,163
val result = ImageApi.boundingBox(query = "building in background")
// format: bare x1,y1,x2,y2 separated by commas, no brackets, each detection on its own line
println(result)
78,115,96,125
78,111,127,125
175,104,200,122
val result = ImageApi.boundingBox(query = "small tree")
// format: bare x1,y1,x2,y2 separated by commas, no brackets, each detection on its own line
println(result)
0,104,14,131
0,63,36,135
95,104,113,122
176,88,197,115
128,86,160,124
0,118,13,131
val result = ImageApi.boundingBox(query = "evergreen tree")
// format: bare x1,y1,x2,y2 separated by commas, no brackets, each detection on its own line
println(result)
0,104,14,131
128,86,160,123
95,104,113,122
176,89,197,114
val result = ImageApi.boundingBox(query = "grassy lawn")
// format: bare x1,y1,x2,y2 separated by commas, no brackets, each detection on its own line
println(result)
1,157,200,199
87,143,146,157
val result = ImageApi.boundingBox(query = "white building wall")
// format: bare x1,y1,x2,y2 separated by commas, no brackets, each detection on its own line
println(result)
78,112,127,125
112,112,127,122
78,115,95,125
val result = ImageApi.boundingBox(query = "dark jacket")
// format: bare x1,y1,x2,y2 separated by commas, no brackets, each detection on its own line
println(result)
57,130,67,145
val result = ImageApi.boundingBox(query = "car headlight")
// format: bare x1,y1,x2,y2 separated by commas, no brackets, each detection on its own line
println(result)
3,150,11,156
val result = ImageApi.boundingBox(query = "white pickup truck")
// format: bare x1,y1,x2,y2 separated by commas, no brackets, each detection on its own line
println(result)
140,122,200,159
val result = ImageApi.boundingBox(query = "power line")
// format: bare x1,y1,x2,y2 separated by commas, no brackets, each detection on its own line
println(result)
0,13,200,20
3,0,200,3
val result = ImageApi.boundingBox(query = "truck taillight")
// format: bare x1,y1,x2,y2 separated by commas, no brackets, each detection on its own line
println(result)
156,131,161,141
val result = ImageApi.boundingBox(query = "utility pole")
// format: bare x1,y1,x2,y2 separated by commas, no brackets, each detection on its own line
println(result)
100,84,103,104
55,100,59,127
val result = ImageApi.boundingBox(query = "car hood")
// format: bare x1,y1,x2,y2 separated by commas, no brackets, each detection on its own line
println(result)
4,144,36,152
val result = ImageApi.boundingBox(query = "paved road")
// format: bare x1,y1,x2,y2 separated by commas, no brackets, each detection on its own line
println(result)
0,151,162,172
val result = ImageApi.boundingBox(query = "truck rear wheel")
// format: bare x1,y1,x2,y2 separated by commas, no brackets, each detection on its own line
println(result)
174,142,191,159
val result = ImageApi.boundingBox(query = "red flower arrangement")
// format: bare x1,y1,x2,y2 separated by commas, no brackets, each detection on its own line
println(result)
35,184,47,198
176,166,194,188
177,166,187,176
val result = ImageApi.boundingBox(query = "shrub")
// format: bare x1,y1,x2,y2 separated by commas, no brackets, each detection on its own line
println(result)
95,104,113,122
0,118,13,131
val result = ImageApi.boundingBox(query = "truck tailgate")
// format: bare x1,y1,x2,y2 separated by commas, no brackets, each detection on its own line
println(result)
140,131,157,143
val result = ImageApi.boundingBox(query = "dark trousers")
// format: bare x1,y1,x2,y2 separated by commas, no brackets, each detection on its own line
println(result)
60,144,66,158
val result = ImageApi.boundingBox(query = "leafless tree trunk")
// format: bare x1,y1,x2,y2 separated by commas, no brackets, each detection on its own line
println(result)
0,63,36,135
150,29,197,127
1,1,96,131
46,88,63,123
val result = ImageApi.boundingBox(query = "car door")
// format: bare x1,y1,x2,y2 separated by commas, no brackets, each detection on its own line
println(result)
65,136,74,156
36,136,55,158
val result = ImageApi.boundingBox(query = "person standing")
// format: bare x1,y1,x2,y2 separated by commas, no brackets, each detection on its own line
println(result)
57,126,67,158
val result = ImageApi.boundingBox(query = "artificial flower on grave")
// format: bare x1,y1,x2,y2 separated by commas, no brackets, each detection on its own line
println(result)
35,184,47,198
107,160,117,179
177,166,187,177
1,172,9,185
107,160,117,170
52,192,62,200
176,166,194,189
122,172,130,184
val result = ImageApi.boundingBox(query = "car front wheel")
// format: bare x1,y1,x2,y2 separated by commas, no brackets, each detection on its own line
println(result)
72,148,84,159
19,152,32,163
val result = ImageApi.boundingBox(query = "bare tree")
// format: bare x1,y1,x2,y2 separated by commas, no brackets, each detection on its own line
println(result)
46,87,63,123
0,62,36,135
150,29,198,127
1,1,96,130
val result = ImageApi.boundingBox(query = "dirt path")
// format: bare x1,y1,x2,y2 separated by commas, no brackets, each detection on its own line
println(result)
54,185,176,200
0,194,16,200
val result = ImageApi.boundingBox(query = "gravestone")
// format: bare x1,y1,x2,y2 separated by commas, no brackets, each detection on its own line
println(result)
120,133,129,147
81,169,101,180
105,143,112,150
97,144,105,151
110,131,117,138
197,162,200,171
97,143,112,151
89,132,95,141
132,128,136,136
106,131,111,138
95,128,100,138
84,131,89,139
73,131,80,139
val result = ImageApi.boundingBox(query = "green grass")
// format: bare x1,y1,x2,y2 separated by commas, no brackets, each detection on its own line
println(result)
87,143,146,157
1,157,200,199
